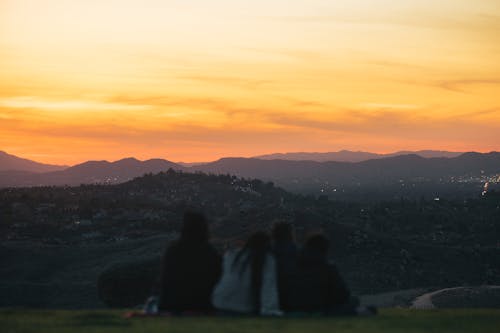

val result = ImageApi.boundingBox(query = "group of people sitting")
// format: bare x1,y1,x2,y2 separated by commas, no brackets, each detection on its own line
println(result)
153,210,370,316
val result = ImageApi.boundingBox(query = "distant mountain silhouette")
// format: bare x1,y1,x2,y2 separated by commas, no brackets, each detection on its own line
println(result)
0,157,184,187
1,151,499,196
0,151,67,173
193,152,500,184
255,150,463,162
387,150,464,159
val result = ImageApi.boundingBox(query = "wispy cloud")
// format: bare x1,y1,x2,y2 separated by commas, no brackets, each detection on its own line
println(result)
0,112,13,119
178,75,273,89
454,108,500,120
359,103,421,110
0,96,151,111
436,79,500,93
264,11,500,33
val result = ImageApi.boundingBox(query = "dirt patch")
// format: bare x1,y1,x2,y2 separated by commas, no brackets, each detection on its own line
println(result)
411,286,500,309
432,286,500,308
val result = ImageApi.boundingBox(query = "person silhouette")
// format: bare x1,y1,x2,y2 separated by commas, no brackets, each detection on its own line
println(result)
271,221,299,311
158,210,221,314
286,233,359,315
212,231,282,316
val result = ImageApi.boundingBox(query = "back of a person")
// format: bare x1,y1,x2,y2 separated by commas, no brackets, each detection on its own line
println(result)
285,234,350,314
159,240,221,312
273,240,299,310
271,222,300,311
212,232,283,316
288,255,348,312
158,210,221,313
212,249,254,313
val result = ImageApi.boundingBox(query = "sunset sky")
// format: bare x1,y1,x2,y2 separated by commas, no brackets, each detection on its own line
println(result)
1,0,499,165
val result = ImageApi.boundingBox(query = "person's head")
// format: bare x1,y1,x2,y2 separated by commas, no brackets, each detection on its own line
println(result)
303,233,330,258
272,221,294,243
180,210,208,243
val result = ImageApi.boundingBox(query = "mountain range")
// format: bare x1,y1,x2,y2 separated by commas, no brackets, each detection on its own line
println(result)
254,150,463,162
193,152,500,184
0,149,467,173
0,156,182,187
1,150,499,195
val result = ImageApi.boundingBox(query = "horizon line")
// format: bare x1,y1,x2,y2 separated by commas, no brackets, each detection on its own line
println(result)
3,148,500,168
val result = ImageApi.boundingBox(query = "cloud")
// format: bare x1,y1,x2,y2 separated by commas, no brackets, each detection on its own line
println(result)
177,75,273,89
0,96,151,111
436,79,500,93
364,59,429,71
264,11,500,33
262,108,422,136
453,108,500,121
2,101,499,163
2,89,499,163
359,103,421,110
238,47,329,63
0,112,13,119
4,92,494,141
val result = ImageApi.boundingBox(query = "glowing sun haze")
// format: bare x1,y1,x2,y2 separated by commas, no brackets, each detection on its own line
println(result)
1,0,499,165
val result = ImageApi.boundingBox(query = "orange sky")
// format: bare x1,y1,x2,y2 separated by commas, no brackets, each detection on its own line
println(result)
1,0,499,165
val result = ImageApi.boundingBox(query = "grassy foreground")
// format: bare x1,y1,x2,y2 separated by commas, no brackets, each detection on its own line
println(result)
1,309,499,333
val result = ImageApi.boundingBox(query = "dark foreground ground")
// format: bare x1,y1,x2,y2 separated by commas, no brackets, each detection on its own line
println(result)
2,173,499,309
2,235,498,309
1,309,499,333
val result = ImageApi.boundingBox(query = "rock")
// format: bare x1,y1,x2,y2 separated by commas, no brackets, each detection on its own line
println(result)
97,256,160,307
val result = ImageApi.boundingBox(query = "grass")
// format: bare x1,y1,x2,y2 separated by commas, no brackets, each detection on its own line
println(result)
1,309,499,333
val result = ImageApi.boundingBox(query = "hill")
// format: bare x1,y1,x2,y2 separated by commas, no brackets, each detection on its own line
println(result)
0,157,184,187
0,151,67,173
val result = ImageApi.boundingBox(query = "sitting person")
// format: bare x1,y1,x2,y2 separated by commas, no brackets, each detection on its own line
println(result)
212,231,282,316
286,233,356,315
158,210,222,313
271,221,299,311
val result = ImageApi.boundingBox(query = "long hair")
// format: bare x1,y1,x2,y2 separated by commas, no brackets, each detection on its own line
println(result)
232,231,271,314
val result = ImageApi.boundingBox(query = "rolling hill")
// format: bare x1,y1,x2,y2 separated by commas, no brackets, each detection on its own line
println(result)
0,157,184,187
0,151,67,173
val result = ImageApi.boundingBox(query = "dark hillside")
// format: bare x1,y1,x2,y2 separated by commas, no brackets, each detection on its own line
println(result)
1,170,498,308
